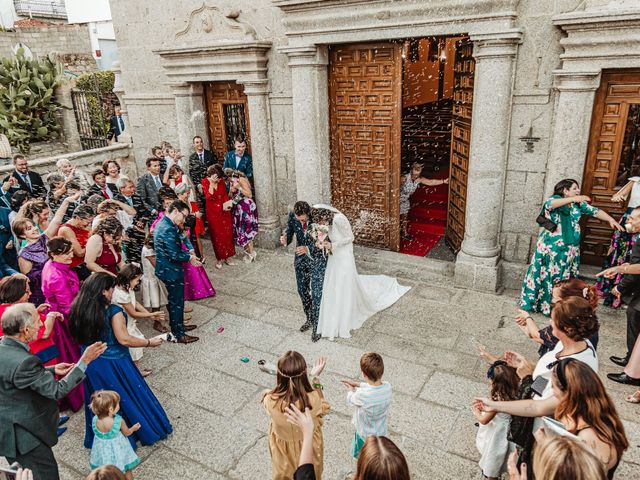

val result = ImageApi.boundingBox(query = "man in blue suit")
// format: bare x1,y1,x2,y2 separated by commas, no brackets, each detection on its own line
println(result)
280,201,313,329
223,135,253,179
153,200,200,344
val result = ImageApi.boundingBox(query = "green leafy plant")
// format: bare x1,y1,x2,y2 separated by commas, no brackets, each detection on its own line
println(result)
0,48,65,153
75,71,116,137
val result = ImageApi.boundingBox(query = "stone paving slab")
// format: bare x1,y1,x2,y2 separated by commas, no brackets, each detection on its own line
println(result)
49,246,640,479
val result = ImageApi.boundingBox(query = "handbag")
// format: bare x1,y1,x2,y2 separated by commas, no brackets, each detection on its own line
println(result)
536,214,557,232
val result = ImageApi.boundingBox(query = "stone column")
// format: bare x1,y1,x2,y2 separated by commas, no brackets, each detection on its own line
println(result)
543,71,601,197
111,60,132,145
454,31,522,292
241,79,280,247
171,83,207,174
56,80,82,151
281,46,331,204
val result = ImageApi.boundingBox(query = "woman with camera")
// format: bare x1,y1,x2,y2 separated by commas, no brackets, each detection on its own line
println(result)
520,178,623,316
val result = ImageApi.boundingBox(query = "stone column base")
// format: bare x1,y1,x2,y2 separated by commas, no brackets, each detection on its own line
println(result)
454,251,502,292
255,217,281,249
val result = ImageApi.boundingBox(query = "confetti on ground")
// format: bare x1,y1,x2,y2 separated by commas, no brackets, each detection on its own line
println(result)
240,357,249,363
217,327,224,333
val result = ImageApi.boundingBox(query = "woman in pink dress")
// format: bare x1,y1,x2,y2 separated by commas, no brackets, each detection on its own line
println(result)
41,236,83,412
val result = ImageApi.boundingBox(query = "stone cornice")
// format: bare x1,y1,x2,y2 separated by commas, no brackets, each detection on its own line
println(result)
278,45,328,67
552,70,601,92
553,8,640,29
273,0,519,40
153,41,272,84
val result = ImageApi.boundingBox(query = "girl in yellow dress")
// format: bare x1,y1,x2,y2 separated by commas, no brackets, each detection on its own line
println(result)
262,351,330,480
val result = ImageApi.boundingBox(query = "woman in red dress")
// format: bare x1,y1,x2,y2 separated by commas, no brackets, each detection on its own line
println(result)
85,215,125,276
203,165,236,269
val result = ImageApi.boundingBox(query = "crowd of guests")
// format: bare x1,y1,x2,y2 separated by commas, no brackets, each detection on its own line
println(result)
0,134,264,479
467,177,640,479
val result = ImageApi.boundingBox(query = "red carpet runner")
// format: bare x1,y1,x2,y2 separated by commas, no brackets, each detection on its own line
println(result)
400,174,449,257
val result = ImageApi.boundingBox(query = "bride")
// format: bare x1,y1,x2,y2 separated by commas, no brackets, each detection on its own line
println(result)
314,204,411,340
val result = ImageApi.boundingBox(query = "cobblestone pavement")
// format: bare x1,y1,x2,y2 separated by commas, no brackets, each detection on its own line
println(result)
48,247,640,479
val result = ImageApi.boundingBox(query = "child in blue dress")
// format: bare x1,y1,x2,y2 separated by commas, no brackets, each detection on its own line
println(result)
89,390,141,479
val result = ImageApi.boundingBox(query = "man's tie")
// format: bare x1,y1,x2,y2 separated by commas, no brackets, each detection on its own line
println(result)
199,152,204,162
101,187,108,199
154,176,161,188
21,173,32,191
118,116,125,133
126,197,133,207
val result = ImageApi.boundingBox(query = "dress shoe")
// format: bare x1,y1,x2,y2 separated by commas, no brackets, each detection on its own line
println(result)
177,334,199,344
184,325,197,332
56,427,67,437
607,372,640,386
153,321,169,333
300,322,312,333
610,355,629,367
58,415,70,426
311,333,321,343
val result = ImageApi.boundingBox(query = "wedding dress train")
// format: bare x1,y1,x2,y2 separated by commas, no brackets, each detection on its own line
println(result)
316,205,411,340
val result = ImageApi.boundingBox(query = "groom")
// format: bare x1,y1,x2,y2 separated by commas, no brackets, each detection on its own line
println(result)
280,201,314,328
307,207,334,342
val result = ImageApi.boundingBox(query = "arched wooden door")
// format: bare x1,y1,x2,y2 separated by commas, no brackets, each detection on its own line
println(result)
328,43,402,251
581,71,640,265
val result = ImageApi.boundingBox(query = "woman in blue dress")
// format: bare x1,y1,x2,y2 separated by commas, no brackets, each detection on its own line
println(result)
69,272,172,449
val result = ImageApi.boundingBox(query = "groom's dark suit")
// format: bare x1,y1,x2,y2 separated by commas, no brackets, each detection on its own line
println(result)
308,229,329,339
284,212,313,322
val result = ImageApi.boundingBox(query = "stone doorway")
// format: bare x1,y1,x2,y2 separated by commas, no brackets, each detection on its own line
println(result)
203,81,252,163
400,36,473,257
581,70,640,265
328,37,475,256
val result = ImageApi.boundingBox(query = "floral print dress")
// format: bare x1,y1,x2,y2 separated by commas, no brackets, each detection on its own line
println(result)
519,196,599,315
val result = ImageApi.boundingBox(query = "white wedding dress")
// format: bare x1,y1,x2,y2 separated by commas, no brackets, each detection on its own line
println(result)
316,205,411,339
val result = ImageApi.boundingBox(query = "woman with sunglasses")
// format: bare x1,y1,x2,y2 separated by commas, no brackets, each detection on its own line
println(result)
474,359,628,479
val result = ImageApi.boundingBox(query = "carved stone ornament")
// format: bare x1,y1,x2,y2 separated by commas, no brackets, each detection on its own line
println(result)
174,3,257,44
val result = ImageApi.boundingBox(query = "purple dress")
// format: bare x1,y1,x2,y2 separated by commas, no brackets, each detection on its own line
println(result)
19,235,48,306
181,230,215,301
232,195,259,247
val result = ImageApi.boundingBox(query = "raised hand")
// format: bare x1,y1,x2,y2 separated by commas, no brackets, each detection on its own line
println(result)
310,356,327,377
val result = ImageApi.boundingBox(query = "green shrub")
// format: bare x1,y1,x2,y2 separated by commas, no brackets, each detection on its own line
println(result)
0,48,65,153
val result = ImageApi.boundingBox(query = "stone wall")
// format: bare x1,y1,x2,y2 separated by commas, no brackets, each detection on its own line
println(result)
0,24,96,73
0,143,138,182
111,0,296,220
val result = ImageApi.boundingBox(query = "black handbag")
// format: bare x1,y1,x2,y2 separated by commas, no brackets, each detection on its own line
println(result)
536,214,557,232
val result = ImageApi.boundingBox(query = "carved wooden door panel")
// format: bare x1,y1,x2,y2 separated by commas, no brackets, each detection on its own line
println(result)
204,81,251,161
329,43,402,251
581,71,640,265
445,39,474,252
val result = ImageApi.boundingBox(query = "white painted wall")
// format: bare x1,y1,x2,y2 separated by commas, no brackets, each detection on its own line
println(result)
64,0,111,24
0,0,18,29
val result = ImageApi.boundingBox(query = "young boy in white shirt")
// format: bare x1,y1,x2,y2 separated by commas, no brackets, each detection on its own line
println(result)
341,352,393,458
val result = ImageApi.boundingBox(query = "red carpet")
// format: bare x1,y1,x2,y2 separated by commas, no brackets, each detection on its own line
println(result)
400,174,449,257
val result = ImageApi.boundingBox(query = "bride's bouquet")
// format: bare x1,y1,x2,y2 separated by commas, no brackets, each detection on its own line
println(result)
311,223,332,257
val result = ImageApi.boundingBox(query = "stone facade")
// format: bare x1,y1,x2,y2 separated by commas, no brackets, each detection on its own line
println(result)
109,0,640,291
0,24,96,73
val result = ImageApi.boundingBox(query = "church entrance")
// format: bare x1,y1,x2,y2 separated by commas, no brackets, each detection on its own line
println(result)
328,37,474,255
581,70,640,265
203,81,252,162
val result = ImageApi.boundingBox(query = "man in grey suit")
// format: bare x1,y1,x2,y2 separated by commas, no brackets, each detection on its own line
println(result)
136,157,163,218
0,304,106,479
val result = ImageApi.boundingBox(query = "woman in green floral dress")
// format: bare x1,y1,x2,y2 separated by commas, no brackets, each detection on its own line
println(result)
520,179,623,316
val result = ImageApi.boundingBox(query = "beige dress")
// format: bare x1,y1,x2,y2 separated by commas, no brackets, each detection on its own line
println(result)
263,390,330,480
